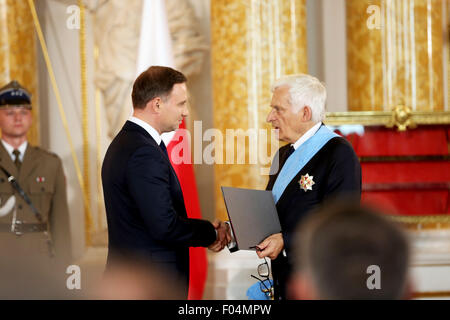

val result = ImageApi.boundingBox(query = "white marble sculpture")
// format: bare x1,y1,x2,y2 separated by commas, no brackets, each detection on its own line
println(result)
86,0,207,138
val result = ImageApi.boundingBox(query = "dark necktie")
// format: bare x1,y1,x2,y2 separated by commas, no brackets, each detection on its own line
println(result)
13,149,21,170
278,145,295,172
268,145,296,189
159,141,168,157
286,145,295,158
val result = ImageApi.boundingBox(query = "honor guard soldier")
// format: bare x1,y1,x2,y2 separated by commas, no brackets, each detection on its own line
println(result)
0,81,72,298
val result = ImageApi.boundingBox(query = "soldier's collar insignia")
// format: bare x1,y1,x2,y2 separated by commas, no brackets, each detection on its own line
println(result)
299,173,315,192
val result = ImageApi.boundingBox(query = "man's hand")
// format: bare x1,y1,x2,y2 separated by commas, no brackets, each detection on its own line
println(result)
208,219,231,252
256,233,284,260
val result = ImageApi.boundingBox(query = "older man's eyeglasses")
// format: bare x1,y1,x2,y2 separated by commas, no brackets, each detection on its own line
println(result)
251,257,274,300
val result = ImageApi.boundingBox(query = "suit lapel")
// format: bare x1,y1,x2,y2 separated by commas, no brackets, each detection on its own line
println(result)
0,142,19,178
152,140,183,192
157,143,183,191
20,145,40,181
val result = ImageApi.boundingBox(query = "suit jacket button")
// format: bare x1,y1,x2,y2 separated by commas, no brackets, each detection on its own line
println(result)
41,187,45,192
0,178,4,183
18,204,22,210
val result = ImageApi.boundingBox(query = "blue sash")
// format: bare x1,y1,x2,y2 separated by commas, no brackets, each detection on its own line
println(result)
271,125,339,204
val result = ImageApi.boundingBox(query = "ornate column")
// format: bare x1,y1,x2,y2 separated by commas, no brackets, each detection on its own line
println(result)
347,0,447,111
211,0,307,220
0,0,39,144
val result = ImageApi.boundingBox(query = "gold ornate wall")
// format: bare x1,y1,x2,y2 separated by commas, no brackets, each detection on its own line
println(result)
0,0,39,144
347,0,446,112
448,0,450,112
211,0,307,220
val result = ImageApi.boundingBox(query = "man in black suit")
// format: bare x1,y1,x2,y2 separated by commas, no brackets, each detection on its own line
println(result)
102,66,230,298
256,74,361,300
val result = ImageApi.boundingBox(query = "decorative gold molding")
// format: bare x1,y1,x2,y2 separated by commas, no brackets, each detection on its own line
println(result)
412,291,450,299
388,215,450,225
325,111,450,127
386,105,417,131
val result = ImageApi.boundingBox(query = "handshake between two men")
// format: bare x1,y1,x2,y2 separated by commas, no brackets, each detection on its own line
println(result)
207,219,285,261
207,219,233,252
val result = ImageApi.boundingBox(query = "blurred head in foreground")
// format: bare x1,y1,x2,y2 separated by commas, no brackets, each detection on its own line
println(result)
289,200,411,300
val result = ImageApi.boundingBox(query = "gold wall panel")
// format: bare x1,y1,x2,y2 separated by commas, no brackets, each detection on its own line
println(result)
211,0,307,220
347,0,446,112
448,0,450,112
0,0,39,145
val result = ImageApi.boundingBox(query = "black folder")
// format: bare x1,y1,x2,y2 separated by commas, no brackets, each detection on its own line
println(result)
221,186,282,252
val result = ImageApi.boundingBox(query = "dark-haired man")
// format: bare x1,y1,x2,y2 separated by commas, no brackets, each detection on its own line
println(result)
290,201,411,300
102,66,230,298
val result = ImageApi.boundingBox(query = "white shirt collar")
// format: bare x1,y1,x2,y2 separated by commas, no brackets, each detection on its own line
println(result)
292,122,322,150
1,140,28,162
129,116,162,145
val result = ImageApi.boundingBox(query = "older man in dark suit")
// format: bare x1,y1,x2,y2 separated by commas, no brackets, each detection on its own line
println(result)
102,66,230,298
256,74,362,300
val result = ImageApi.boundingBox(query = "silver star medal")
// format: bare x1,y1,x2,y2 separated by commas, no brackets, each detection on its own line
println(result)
299,173,315,192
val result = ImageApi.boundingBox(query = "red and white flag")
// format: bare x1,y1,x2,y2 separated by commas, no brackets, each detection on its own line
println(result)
137,0,208,300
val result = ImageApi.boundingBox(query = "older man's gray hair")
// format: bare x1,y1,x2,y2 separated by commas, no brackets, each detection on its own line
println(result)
271,74,327,123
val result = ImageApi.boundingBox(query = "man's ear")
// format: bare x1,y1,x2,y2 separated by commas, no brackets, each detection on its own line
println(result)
146,97,162,114
301,106,312,122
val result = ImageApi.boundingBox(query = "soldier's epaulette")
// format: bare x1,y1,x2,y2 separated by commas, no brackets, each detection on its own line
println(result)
34,146,59,158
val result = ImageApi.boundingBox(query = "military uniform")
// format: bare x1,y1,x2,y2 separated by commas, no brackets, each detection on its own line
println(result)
0,81,72,298
0,143,72,261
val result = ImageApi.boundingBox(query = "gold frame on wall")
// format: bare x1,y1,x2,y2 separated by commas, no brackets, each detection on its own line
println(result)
324,110,450,226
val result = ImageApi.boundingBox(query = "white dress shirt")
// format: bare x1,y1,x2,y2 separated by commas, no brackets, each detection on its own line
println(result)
1,140,27,162
129,116,162,145
291,122,322,150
